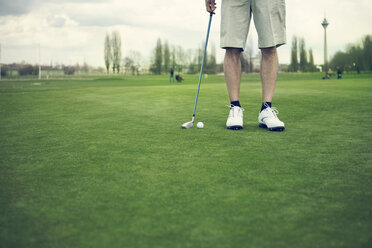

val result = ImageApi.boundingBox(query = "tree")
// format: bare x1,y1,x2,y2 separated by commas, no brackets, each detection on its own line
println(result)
163,41,171,73
124,57,135,75
308,48,316,72
63,66,75,75
347,44,363,73
176,46,187,73
19,64,38,76
206,43,217,74
362,35,372,71
184,48,195,73
0,64,7,77
330,51,349,71
151,38,163,74
246,39,254,73
187,49,199,74
241,40,254,73
104,33,112,74
197,42,203,73
82,62,89,73
240,53,249,73
289,36,298,72
201,41,207,72
111,31,122,73
171,46,176,72
329,34,372,72
299,38,308,72
124,50,142,75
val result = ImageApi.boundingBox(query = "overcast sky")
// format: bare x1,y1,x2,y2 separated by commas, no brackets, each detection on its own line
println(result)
0,0,371,67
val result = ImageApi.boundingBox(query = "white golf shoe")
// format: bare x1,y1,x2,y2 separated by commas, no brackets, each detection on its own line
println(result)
258,106,285,131
226,105,244,130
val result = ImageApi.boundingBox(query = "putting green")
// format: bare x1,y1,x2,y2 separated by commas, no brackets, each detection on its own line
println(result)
0,73,371,247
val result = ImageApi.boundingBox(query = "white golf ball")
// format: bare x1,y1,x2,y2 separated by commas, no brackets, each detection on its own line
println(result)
197,122,204,129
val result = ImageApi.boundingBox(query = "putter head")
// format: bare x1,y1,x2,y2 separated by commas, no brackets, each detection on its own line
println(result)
181,121,194,129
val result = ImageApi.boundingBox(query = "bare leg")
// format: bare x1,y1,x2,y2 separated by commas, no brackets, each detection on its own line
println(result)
224,48,242,102
260,47,278,102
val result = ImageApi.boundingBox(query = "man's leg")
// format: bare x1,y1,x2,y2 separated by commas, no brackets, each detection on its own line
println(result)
260,47,278,102
224,48,242,102
224,48,244,130
258,46,285,131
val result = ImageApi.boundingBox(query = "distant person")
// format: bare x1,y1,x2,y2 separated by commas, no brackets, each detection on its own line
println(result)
337,67,342,79
170,68,174,82
327,68,334,79
205,0,286,131
175,74,184,82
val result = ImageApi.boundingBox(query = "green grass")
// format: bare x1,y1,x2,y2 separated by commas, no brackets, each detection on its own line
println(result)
0,73,371,247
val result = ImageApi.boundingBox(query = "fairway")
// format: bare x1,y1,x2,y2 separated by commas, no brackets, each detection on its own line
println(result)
0,73,371,247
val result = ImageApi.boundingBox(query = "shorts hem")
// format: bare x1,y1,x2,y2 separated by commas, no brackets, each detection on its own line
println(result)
220,43,245,51
258,40,286,49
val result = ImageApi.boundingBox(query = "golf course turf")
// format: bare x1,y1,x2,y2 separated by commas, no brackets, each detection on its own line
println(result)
0,73,371,247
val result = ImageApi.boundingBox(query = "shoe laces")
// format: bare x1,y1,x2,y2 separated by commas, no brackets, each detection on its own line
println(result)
266,106,279,118
226,104,245,111
226,104,244,117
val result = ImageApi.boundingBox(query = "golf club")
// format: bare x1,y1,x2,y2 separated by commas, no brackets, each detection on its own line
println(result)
181,13,213,129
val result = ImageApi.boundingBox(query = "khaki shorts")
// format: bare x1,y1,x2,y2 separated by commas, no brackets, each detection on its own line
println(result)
220,0,286,49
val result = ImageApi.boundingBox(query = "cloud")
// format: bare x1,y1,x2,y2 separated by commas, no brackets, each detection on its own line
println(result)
1,0,371,67
0,0,107,16
0,0,36,16
47,15,67,28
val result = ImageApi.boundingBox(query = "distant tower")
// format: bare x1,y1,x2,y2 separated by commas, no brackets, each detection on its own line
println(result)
321,17,329,79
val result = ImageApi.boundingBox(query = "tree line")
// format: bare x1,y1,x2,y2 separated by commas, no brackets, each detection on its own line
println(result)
104,31,122,74
288,36,317,72
330,34,372,72
0,62,97,77
0,63,40,76
149,38,219,75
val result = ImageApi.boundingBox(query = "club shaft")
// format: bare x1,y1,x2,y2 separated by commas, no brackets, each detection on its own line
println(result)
192,13,213,117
